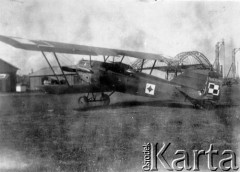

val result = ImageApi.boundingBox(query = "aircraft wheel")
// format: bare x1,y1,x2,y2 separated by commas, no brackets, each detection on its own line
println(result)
78,96,89,108
101,94,110,106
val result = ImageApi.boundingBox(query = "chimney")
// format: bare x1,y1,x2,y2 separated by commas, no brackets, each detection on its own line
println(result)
221,40,225,78
232,49,236,79
214,42,220,75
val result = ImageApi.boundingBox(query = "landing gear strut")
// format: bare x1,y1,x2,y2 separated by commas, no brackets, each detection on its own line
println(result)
100,93,110,106
78,92,113,109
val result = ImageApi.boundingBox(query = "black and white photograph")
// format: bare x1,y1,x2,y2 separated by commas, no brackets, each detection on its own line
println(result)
0,0,240,171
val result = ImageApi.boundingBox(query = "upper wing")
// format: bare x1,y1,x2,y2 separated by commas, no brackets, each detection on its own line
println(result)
142,64,211,72
0,35,171,63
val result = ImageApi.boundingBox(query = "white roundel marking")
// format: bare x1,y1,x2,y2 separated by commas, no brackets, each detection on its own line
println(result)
145,83,155,95
208,82,220,96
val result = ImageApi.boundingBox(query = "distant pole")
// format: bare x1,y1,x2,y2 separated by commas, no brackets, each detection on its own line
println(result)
215,40,224,77
215,42,220,74
232,49,236,79
237,62,239,78
233,48,240,79
220,65,223,76
221,40,225,78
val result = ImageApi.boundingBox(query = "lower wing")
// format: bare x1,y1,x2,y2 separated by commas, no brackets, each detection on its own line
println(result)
38,84,113,94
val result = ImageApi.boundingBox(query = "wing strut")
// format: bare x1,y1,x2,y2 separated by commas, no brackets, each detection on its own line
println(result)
89,55,92,67
41,51,60,83
53,52,70,87
103,55,110,62
120,55,125,63
140,59,145,72
150,60,157,75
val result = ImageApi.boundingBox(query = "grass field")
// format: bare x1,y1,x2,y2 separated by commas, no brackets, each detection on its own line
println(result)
0,86,239,172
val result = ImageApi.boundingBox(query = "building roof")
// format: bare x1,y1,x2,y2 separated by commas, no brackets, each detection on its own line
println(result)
0,58,19,73
29,66,75,77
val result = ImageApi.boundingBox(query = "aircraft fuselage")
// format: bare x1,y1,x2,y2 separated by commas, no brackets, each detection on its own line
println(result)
78,60,180,99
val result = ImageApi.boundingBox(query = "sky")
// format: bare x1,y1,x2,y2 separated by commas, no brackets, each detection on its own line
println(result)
0,0,240,75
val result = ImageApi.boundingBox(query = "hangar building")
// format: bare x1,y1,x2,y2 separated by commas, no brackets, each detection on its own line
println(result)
0,58,18,92
29,66,81,90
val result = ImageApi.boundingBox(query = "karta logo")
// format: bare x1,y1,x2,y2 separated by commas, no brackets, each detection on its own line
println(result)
142,143,239,171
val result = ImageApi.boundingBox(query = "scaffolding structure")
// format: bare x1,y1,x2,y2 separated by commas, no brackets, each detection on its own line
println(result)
213,40,224,77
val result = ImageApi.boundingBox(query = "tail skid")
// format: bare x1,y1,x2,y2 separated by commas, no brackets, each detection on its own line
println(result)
177,89,216,109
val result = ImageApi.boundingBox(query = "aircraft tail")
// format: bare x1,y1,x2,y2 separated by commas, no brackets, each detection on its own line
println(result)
203,73,222,101
175,70,222,109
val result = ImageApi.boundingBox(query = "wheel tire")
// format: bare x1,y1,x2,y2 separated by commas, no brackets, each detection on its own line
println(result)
78,96,89,108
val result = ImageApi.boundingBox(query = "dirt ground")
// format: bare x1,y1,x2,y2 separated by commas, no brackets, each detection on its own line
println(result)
0,86,239,172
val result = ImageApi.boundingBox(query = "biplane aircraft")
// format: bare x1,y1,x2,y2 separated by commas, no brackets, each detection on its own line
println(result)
0,35,222,109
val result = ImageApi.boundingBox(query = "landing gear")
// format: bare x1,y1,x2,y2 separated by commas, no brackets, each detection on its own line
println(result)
193,100,216,109
78,92,113,109
101,93,110,106
202,100,216,109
